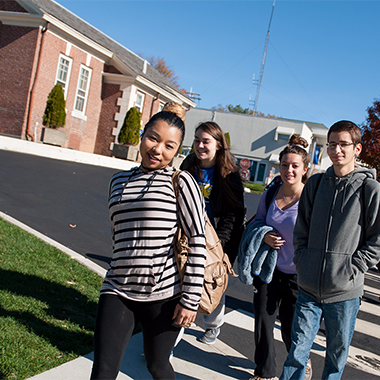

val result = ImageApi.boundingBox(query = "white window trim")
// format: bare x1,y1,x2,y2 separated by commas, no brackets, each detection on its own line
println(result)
134,91,145,113
55,54,72,99
275,126,294,141
72,64,92,119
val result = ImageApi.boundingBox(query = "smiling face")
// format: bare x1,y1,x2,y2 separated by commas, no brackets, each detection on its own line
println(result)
194,129,220,167
280,153,308,185
327,131,362,175
140,120,182,171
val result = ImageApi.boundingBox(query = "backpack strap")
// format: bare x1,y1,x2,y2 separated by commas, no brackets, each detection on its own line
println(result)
172,170,185,229
265,183,281,211
246,183,281,225
172,170,181,197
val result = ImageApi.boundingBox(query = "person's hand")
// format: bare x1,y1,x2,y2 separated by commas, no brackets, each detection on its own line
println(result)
264,231,285,250
172,304,196,328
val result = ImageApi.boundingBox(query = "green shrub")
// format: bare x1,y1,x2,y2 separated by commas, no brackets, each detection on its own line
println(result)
118,107,141,145
42,83,66,129
243,182,266,194
224,132,231,148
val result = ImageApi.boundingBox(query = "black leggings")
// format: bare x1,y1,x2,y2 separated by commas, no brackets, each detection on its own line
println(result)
90,293,181,380
253,269,298,378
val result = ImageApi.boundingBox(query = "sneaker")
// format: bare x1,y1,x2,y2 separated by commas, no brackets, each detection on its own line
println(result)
198,328,220,345
304,358,312,380
249,376,276,380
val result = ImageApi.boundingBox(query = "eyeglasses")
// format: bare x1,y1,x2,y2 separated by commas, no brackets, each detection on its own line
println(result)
326,142,355,149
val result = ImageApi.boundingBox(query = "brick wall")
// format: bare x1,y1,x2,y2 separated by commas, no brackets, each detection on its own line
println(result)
150,97,162,117
0,24,39,136
141,94,152,126
0,0,28,12
28,31,103,152
94,81,121,156
104,64,122,75
139,93,163,127
28,31,67,142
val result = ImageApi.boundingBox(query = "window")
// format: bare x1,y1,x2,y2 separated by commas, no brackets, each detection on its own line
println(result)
56,54,72,97
275,126,294,141
158,103,165,112
134,92,145,113
278,134,290,140
74,65,92,114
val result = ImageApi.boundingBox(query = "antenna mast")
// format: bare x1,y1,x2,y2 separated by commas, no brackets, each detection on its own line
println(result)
252,0,276,114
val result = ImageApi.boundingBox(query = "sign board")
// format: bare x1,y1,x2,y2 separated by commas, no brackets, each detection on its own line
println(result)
240,158,251,170
239,169,250,181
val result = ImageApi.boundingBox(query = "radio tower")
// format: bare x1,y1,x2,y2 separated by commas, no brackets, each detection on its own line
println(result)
252,0,276,114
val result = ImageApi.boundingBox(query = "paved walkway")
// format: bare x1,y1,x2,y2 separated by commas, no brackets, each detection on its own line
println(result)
27,324,255,380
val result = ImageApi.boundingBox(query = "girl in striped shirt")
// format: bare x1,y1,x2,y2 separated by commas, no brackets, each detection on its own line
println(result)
91,111,206,380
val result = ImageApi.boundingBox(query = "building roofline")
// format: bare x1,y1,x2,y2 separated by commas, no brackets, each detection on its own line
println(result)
194,107,327,129
42,13,113,58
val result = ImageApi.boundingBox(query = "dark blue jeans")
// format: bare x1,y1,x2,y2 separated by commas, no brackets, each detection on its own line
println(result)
280,290,360,380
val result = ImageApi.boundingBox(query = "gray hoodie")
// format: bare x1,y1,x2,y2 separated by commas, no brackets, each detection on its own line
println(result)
293,166,380,303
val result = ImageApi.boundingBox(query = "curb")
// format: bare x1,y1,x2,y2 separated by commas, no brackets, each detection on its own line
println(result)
0,211,107,278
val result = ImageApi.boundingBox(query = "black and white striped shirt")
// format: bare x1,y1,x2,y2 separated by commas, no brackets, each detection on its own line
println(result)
101,166,206,311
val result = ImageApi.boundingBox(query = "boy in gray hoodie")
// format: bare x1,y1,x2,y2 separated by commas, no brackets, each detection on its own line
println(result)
280,120,380,380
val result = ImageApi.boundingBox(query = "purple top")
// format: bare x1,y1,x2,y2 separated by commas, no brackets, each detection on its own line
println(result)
255,189,299,274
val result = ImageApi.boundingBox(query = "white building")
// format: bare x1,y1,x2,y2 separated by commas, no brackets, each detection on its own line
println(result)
184,108,330,184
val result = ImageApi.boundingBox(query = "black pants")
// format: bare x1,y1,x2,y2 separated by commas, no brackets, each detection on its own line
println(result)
253,269,298,378
90,293,181,380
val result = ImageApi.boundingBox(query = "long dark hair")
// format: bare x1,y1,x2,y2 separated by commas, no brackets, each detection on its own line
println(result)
186,121,242,212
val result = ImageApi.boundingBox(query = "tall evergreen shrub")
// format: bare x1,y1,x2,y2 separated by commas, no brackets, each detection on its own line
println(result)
42,83,66,128
118,107,141,145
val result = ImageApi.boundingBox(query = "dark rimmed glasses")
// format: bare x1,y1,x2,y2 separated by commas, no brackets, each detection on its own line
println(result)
326,142,355,149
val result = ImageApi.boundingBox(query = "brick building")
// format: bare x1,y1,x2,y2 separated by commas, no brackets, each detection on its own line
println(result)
0,0,195,155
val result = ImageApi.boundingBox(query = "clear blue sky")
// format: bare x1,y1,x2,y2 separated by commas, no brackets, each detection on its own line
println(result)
58,0,380,128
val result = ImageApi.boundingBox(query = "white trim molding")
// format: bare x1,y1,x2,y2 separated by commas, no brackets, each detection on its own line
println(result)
55,53,73,99
136,75,196,108
73,64,92,116
275,126,295,141
0,11,44,27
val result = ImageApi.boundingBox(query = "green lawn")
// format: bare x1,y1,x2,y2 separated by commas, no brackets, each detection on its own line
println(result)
0,218,103,379
243,182,266,194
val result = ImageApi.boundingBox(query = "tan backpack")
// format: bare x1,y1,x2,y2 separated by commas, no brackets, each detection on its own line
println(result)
172,170,237,315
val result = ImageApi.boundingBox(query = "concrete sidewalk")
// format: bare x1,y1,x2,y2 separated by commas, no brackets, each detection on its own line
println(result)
0,135,136,171
27,325,255,380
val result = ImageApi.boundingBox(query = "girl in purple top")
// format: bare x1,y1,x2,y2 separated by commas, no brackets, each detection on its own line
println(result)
250,135,311,380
